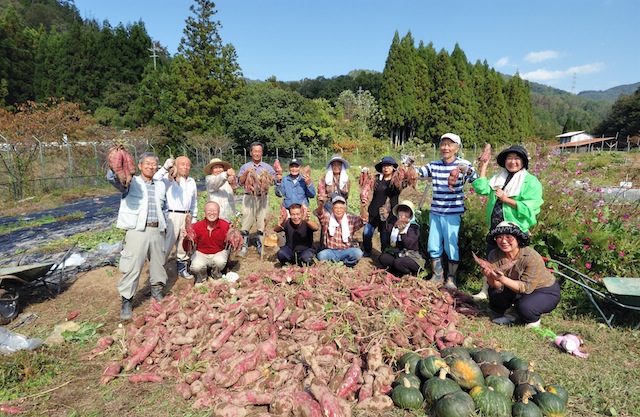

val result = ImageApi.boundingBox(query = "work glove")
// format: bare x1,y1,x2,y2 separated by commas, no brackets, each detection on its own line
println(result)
163,158,174,170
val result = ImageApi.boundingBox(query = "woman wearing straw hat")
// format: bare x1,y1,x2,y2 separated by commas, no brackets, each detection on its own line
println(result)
204,157,237,221
481,221,560,328
378,200,425,277
471,145,543,300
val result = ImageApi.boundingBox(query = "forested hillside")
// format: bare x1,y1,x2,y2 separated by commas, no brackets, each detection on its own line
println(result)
0,0,635,153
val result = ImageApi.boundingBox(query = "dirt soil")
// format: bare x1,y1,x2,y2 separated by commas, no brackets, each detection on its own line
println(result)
1,196,408,416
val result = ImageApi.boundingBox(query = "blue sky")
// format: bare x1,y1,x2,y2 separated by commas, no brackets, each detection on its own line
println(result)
73,0,639,94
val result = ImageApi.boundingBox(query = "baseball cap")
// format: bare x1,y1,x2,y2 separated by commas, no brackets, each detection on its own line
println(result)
440,133,461,146
331,196,346,204
289,158,302,166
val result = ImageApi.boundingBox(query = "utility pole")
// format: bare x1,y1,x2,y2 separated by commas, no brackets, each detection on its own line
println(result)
571,73,577,95
149,43,160,70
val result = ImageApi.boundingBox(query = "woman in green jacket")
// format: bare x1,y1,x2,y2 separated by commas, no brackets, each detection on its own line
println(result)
471,145,543,300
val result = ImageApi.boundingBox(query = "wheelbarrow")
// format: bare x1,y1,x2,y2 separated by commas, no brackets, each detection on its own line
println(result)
0,245,76,325
545,257,640,329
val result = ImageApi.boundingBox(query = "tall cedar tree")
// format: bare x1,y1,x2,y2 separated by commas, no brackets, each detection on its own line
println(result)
504,72,534,140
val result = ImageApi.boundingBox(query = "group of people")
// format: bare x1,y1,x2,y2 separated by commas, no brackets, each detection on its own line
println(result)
107,135,559,328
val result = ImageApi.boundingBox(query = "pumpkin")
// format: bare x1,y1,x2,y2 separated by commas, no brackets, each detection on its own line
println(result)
545,384,569,405
469,385,512,417
440,346,471,360
417,355,449,380
421,368,462,405
471,348,503,365
435,391,475,417
480,361,510,378
514,383,539,402
533,390,567,416
513,393,543,417
498,349,516,364
445,356,485,390
391,378,424,409
510,365,545,387
485,374,515,398
396,351,421,374
392,371,422,389
506,356,530,371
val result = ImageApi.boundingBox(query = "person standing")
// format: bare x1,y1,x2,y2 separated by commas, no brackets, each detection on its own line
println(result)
107,152,167,320
471,145,544,300
153,156,198,279
378,200,425,277
417,133,477,288
237,142,277,256
273,203,318,266
185,201,230,285
480,222,560,328
275,158,315,208
361,156,402,257
315,195,368,268
318,154,350,211
204,157,237,221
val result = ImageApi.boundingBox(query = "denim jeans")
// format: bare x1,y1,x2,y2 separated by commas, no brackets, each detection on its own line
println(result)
317,247,363,267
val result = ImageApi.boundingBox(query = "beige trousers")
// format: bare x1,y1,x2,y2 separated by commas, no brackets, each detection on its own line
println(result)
165,211,189,262
118,228,167,299
189,250,229,279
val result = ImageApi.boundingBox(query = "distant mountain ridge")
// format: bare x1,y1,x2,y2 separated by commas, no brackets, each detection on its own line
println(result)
577,82,640,101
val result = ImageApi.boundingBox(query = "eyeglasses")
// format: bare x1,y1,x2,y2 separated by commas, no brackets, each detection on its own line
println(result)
494,234,516,242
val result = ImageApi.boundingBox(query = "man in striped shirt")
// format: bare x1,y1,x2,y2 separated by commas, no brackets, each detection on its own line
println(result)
417,133,477,288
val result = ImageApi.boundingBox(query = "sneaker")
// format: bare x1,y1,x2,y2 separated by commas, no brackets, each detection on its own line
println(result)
179,269,194,279
471,291,488,301
525,319,541,329
238,246,248,257
492,315,517,325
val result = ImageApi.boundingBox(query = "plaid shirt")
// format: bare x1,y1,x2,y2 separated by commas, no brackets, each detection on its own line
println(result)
319,212,364,250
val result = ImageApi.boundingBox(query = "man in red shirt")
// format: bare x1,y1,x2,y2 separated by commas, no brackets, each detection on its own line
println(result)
184,201,230,284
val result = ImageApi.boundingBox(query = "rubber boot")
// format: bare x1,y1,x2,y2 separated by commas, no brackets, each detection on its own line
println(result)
472,276,490,300
256,231,263,255
194,271,207,287
238,232,249,257
151,284,164,301
429,257,444,284
120,297,132,320
445,261,459,289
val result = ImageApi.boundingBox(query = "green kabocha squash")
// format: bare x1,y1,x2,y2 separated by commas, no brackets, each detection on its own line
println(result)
435,390,475,417
480,361,510,378
513,393,543,417
391,378,424,409
514,383,539,402
506,356,530,371
534,390,567,417
417,355,449,380
498,349,516,364
392,371,422,389
440,346,471,360
510,365,545,387
484,374,515,398
421,368,462,406
396,351,421,374
545,384,569,405
445,355,485,390
469,385,512,417
471,348,503,365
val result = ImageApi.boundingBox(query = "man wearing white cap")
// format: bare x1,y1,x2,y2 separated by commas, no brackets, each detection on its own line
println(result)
416,133,477,288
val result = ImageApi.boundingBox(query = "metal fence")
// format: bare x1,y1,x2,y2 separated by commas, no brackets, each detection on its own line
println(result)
0,138,509,202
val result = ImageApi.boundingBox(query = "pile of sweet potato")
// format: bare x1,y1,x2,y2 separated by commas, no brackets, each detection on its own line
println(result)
95,263,480,416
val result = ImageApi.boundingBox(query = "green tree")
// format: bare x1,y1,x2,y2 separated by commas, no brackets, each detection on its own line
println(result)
504,72,534,140
0,4,36,106
593,87,640,140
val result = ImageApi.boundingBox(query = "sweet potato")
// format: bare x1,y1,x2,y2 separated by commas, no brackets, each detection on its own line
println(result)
336,357,363,398
354,395,394,411
259,170,273,195
273,159,282,175
478,143,492,163
310,379,352,417
176,381,192,400
293,391,323,417
124,333,160,371
225,228,243,252
244,169,259,195
448,166,460,191
99,362,122,385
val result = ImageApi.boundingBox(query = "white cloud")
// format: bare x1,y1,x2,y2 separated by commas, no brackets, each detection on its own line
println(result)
495,57,509,68
524,50,560,63
520,63,605,84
